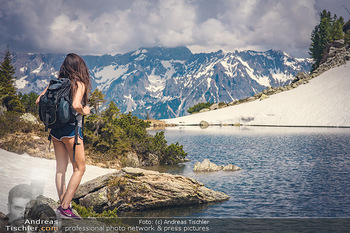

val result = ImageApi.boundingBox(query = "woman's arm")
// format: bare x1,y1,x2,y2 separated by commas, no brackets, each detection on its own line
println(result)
72,81,90,115
35,85,49,105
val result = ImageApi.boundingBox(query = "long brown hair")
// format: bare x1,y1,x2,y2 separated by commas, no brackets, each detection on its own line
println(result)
58,53,91,105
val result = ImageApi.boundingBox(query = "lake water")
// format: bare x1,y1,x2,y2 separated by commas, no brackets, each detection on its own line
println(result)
129,126,350,218
2,127,350,218
2,126,350,232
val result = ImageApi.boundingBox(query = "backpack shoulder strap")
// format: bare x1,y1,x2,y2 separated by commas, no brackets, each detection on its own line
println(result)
72,117,81,163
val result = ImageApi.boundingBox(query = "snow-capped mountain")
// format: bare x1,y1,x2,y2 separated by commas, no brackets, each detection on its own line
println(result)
11,46,311,119
164,61,350,127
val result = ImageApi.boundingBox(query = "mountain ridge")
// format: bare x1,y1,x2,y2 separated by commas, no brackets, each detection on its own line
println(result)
164,44,350,127
10,46,312,119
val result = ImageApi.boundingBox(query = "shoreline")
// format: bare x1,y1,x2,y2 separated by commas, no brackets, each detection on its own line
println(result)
147,121,350,129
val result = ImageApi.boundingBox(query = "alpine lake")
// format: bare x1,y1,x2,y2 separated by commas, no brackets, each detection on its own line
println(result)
122,126,350,219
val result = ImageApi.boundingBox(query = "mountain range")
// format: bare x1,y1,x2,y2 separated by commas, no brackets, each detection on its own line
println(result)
11,46,312,119
164,60,350,127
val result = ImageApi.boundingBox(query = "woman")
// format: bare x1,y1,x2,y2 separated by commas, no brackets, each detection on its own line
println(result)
36,53,91,219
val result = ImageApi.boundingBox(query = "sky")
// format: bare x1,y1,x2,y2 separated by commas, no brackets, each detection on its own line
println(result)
1,0,349,58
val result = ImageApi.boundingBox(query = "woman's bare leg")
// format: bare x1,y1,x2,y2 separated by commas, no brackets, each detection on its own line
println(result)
60,136,86,209
52,138,69,204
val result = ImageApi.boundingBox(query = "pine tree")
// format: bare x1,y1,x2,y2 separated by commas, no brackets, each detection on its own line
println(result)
19,92,39,114
309,10,344,71
345,30,350,44
89,88,106,114
0,48,24,112
331,15,344,40
343,19,350,44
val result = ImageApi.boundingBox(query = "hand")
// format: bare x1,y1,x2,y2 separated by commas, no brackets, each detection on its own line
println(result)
83,105,90,115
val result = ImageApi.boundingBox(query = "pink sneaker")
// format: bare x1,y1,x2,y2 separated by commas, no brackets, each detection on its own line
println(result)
56,206,80,220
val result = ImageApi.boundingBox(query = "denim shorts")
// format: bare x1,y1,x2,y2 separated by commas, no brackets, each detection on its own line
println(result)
50,124,83,141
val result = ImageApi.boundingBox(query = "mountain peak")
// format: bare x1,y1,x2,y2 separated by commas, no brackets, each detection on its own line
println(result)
11,46,312,119
130,46,192,60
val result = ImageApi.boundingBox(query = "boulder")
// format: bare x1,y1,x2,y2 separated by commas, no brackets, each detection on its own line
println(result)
0,104,6,116
200,120,209,129
246,97,256,102
210,103,219,110
259,94,269,101
142,153,160,166
124,151,141,167
193,159,241,172
20,113,39,124
222,164,242,171
73,167,230,213
194,159,222,172
23,196,108,233
199,108,210,113
79,186,109,212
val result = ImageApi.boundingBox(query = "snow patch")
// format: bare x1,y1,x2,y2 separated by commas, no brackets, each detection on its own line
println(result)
131,49,148,57
236,57,270,87
123,94,137,112
146,69,166,93
32,63,44,74
135,54,147,61
93,64,128,91
15,76,28,89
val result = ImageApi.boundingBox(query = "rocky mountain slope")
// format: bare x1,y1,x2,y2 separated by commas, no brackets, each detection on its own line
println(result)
164,43,350,127
11,47,311,119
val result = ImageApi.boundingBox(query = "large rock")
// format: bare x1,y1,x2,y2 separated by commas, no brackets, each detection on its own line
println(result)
20,113,39,124
124,151,141,167
22,196,108,233
194,159,241,172
210,103,219,110
73,167,230,213
222,164,242,171
194,159,222,172
0,104,6,116
315,43,350,76
259,94,269,101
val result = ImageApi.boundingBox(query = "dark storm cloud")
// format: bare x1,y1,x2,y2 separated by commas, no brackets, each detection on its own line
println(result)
1,0,349,57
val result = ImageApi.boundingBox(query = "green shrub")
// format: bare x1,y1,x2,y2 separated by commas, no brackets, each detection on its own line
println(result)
0,111,43,138
187,102,212,114
72,202,125,225
84,101,187,165
345,30,350,44
163,142,187,165
19,92,39,116
72,202,118,218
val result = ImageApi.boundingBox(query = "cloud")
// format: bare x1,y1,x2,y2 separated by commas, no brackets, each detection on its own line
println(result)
0,0,349,57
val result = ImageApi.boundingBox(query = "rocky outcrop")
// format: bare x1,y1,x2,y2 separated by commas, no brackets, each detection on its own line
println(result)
73,167,230,213
193,159,241,172
0,104,6,116
314,40,350,77
20,113,39,124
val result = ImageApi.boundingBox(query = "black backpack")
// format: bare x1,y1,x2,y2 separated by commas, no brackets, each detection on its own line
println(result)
39,78,76,131
39,78,82,162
